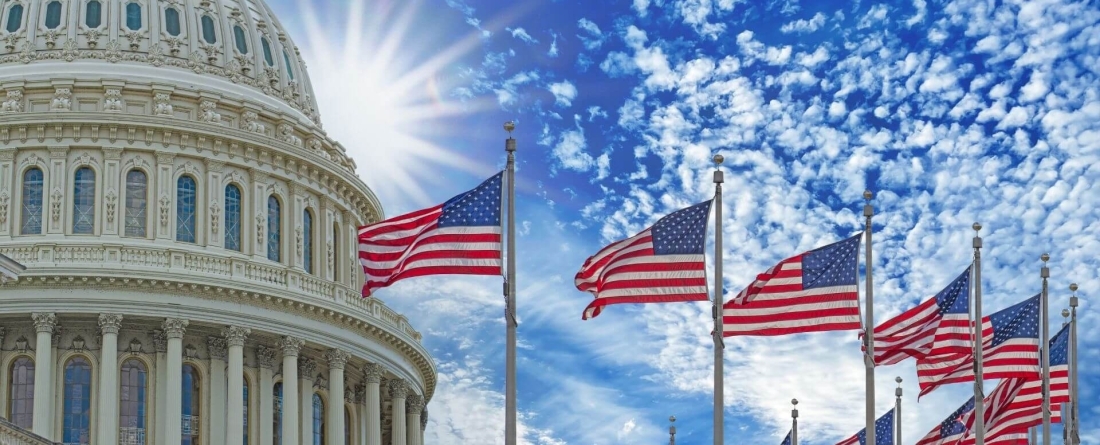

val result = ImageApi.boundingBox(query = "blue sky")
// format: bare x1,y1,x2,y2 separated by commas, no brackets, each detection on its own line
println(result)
266,0,1099,443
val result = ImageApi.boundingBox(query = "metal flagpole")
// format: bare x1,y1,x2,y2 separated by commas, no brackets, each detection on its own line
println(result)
669,416,676,445
973,223,985,445
1061,308,1070,445
504,121,518,445
1041,253,1051,445
791,399,798,445
1031,427,1038,445
1069,283,1079,445
712,154,725,445
895,377,902,445
863,190,876,445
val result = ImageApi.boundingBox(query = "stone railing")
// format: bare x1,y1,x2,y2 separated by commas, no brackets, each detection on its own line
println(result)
0,418,57,445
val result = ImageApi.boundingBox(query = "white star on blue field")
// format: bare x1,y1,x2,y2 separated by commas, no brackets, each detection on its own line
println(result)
270,0,1098,443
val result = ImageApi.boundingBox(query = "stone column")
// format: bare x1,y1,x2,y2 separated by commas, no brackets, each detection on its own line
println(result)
299,358,317,445
389,379,408,445
325,349,349,445
225,326,250,445
280,337,303,445
355,384,367,445
164,318,189,445
153,330,168,445
363,363,383,445
31,313,56,439
420,409,428,442
97,313,123,445
208,336,229,444
257,346,277,445
405,394,423,445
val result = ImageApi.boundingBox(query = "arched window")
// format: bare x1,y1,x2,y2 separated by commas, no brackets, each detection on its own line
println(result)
267,196,281,262
233,25,248,54
62,356,92,445
283,51,295,80
20,168,43,235
120,359,148,444
200,15,216,44
85,0,102,28
261,37,274,66
8,357,34,429
225,184,242,251
273,382,283,445
125,2,141,30
73,167,96,234
243,378,250,445
303,209,313,274
164,8,181,36
5,4,23,33
125,170,148,237
182,364,201,445
312,394,324,445
44,1,62,29
176,176,197,243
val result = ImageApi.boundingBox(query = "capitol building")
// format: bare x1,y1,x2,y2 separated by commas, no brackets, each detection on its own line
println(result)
0,0,434,444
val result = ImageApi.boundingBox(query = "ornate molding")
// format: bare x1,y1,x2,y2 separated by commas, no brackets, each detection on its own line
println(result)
154,92,174,117
421,408,428,430
1,89,23,113
152,330,168,353
298,357,317,377
104,88,124,112
162,318,188,339
98,313,123,335
388,378,409,399
406,394,424,413
363,362,384,384
207,336,228,360
105,190,118,225
32,312,57,333
242,110,266,134
223,325,251,348
280,336,304,357
198,99,221,124
257,345,278,369
324,348,350,370
51,88,73,111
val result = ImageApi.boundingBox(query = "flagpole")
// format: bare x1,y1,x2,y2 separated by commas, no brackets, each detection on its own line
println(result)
1041,253,1051,445
669,416,677,445
895,377,902,445
791,399,798,445
712,154,725,445
973,223,985,445
1069,283,1079,445
1061,308,1070,445
1031,427,1037,445
504,121,518,445
862,190,876,445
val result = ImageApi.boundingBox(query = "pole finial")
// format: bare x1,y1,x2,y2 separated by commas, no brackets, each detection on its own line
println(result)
896,376,903,385
1041,253,1050,263
973,222,982,232
1062,309,1070,318
1070,283,1078,293
713,154,724,166
504,120,515,134
863,189,873,201
792,398,798,406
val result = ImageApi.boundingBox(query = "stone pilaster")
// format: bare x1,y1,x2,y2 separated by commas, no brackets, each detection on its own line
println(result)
31,313,56,439
97,313,123,445
163,318,189,445
225,326,250,445
280,336,303,444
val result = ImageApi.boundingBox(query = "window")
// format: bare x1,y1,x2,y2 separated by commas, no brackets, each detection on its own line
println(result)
85,0,102,28
182,364,201,445
303,209,313,274
44,1,62,29
225,184,242,251
164,8,180,36
243,379,250,445
267,196,281,262
261,37,274,66
120,359,147,444
200,15,216,44
125,170,147,237
273,383,283,445
283,51,295,80
312,394,324,445
63,357,93,445
73,167,96,234
20,168,43,235
8,357,34,429
125,2,141,30
176,176,197,243
233,25,248,54
5,4,23,33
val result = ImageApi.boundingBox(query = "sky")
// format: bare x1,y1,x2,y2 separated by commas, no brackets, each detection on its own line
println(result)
266,0,1099,443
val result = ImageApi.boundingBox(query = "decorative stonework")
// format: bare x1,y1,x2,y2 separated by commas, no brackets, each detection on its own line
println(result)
209,202,220,236
406,394,424,413
421,409,428,430
103,88,123,112
50,188,63,223
298,357,317,377
295,226,303,260
388,379,409,399
256,215,265,245
257,345,278,369
162,318,188,339
207,336,228,360
82,29,103,48
98,313,123,335
198,99,221,124
324,348,350,370
152,330,167,353
105,190,118,224
314,373,328,390
51,88,72,111
154,92,174,117
32,313,57,333
277,123,302,147
159,194,171,230
280,336,304,357
2,90,24,112
241,111,266,134
223,326,251,347
363,362,384,384
0,191,9,225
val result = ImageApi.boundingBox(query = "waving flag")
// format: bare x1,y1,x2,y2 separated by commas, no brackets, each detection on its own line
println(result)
723,234,862,336
837,408,894,445
868,267,971,365
358,172,503,296
915,396,974,445
781,430,792,445
574,200,712,319
916,294,1041,397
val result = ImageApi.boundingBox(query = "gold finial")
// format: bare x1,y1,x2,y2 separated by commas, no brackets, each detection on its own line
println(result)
1062,309,1070,318
713,154,724,165
973,222,982,232
863,190,873,201
669,415,676,423
504,121,515,134
1070,283,1078,292
1041,253,1050,263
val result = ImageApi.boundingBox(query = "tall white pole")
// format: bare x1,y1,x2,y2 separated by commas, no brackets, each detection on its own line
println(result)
669,416,676,445
504,121,518,445
863,190,876,445
973,223,985,445
895,377,902,445
1069,283,1079,445
1061,308,1070,445
1041,253,1051,445
791,399,798,445
713,154,724,445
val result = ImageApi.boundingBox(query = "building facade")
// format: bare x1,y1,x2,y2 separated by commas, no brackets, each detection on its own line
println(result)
0,0,435,444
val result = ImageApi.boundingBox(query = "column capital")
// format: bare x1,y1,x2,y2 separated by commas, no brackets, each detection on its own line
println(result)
152,330,167,352
280,336,304,357
32,313,57,333
363,362,384,384
388,379,409,399
162,318,188,339
298,357,317,377
257,345,278,369
222,326,251,348
207,336,228,360
324,348,350,370
98,313,123,335
406,394,424,413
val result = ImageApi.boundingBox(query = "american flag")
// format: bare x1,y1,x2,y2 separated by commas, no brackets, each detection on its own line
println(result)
916,294,1041,397
915,396,974,445
781,429,792,445
836,408,894,445
574,200,712,320
358,172,503,296
723,234,862,336
868,267,971,365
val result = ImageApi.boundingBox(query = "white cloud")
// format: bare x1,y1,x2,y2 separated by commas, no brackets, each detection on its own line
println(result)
552,117,596,172
507,27,538,44
780,12,827,34
576,18,605,50
547,33,559,58
547,80,578,107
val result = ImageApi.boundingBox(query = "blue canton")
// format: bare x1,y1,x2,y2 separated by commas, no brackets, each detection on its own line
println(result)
939,397,975,438
802,233,861,289
854,409,895,445
651,200,712,255
1049,323,1070,366
988,294,1041,347
437,172,503,228
780,429,792,445
934,267,971,316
